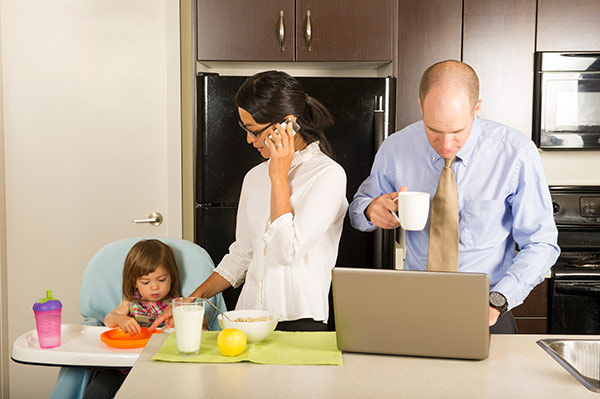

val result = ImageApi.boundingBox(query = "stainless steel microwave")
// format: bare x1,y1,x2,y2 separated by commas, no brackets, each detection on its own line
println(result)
533,52,600,149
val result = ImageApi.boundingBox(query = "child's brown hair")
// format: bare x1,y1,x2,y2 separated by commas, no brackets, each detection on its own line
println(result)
122,239,181,301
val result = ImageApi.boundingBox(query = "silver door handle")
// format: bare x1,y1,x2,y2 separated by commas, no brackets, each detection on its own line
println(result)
132,211,163,226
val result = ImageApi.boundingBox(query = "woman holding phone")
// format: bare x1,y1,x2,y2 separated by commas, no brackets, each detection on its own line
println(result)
152,71,348,331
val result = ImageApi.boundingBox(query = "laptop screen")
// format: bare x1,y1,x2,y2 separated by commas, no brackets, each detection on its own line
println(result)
332,267,490,360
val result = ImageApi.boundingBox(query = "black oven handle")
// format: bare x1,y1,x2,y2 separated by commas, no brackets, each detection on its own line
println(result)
555,284,600,297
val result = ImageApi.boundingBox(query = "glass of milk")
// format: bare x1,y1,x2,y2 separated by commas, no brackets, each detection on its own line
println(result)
172,297,205,356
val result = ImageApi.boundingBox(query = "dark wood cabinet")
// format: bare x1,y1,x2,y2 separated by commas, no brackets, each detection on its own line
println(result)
462,0,536,137
197,0,393,62
395,0,462,129
395,0,537,137
512,279,549,334
537,0,600,51
295,0,393,61
197,0,294,61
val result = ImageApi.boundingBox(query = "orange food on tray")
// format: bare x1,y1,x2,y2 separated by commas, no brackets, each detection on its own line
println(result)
100,327,161,349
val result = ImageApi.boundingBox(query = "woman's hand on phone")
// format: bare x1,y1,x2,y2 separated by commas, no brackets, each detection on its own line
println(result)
266,121,295,182
266,120,296,222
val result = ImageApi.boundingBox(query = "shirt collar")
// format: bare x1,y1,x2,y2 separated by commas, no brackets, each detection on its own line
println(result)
428,116,481,167
290,140,321,168
456,116,480,167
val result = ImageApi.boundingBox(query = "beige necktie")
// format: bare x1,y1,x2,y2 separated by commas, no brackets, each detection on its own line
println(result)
427,156,459,272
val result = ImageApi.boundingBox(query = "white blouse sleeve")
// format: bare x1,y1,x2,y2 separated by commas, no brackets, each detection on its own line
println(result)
263,164,348,266
214,176,254,288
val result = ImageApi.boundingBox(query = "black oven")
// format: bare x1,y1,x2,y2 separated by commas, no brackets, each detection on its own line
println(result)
550,186,600,334
533,52,600,149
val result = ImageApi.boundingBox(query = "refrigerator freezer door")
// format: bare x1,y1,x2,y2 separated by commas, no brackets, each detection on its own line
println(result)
298,77,396,268
195,205,237,265
196,75,396,271
197,74,264,204
297,77,392,198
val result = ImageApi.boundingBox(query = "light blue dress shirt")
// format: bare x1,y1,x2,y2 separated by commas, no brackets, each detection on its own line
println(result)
349,117,560,309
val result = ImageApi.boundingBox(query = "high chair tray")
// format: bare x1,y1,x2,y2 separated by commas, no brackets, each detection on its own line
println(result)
11,324,146,367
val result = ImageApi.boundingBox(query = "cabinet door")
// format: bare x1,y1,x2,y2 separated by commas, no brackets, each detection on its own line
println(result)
512,279,549,334
197,0,294,61
537,0,600,51
462,0,536,137
295,0,393,61
512,280,549,318
396,0,462,129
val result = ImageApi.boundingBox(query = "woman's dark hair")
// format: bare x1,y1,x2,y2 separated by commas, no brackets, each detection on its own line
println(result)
234,70,335,158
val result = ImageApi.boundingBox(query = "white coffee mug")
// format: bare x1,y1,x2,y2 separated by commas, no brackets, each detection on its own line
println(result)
391,191,430,231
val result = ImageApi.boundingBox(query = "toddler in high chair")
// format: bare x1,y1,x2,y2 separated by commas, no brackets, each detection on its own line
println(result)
84,239,181,399
104,238,181,334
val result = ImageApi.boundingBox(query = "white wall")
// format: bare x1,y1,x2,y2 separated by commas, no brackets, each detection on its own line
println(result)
541,152,600,186
1,1,180,397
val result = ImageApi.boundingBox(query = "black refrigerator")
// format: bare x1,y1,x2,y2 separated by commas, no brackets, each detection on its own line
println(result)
195,73,397,314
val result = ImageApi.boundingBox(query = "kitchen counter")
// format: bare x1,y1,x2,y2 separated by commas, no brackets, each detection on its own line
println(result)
116,333,599,398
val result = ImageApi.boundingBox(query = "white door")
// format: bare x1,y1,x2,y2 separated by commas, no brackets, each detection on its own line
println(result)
1,1,181,397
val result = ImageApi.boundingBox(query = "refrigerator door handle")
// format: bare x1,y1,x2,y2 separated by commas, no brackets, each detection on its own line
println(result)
374,96,385,148
373,96,385,268
373,94,396,269
373,96,384,268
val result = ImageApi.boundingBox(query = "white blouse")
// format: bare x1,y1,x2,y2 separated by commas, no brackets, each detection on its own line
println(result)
214,141,348,322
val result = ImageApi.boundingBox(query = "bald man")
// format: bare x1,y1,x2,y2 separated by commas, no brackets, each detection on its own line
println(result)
349,60,560,333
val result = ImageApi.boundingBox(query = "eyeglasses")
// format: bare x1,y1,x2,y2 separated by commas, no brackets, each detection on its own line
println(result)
238,120,274,139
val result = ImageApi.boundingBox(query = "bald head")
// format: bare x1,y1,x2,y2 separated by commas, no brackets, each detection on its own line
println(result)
419,60,479,110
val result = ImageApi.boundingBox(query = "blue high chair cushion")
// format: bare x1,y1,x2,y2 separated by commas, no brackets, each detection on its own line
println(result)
78,236,226,330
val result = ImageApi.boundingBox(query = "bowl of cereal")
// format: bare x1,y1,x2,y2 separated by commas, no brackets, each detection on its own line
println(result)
218,309,278,343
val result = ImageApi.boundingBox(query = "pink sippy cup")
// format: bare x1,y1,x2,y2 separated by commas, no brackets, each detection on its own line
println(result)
33,290,62,349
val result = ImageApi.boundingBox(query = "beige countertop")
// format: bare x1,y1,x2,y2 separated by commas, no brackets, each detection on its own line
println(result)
116,333,598,399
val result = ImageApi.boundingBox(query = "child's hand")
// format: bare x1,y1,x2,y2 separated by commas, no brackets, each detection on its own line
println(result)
119,316,141,336
203,317,209,330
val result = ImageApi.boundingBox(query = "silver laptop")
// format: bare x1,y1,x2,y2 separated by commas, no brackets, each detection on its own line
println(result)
332,267,490,360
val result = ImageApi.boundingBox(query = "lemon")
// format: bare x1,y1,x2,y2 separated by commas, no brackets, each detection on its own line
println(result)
217,328,247,356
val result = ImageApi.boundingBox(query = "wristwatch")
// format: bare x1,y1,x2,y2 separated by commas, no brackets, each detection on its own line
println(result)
489,291,508,316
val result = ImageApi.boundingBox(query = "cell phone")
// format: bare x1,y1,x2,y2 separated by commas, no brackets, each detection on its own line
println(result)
267,118,300,142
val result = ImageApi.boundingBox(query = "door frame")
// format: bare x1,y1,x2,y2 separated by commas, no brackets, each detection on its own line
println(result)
0,8,8,394
166,0,183,238
0,10,8,394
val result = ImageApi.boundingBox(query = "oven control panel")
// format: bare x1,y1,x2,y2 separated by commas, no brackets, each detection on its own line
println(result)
581,197,600,217
550,188,600,225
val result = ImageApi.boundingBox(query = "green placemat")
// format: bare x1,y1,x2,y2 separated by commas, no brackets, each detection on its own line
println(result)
152,331,342,365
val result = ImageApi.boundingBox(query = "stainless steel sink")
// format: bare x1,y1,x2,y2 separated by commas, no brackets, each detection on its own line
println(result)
537,339,600,393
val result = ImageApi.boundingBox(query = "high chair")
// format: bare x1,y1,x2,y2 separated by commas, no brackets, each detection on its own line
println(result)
48,236,227,399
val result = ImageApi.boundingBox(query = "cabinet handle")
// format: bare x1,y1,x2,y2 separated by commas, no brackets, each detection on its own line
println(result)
278,10,285,52
305,10,312,52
